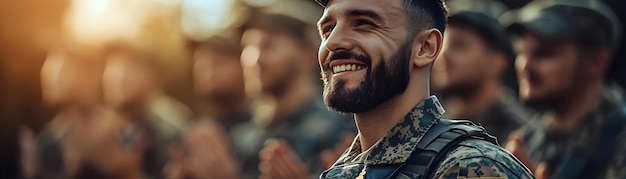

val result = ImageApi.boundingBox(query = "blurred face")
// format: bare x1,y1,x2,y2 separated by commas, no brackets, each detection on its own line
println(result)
433,26,494,95
41,50,103,107
102,52,160,109
515,34,582,107
317,0,413,113
241,29,305,95
193,46,245,101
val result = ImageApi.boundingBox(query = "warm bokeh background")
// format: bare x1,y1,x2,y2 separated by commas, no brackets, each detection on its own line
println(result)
0,0,624,178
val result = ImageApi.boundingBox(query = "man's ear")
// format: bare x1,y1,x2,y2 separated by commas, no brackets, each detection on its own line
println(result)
411,29,443,68
587,48,610,78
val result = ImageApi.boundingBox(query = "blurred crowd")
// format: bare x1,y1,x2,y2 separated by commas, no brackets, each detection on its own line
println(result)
1,0,625,178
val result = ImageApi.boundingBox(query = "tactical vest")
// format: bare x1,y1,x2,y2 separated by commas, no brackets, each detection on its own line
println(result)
524,103,626,179
361,119,498,179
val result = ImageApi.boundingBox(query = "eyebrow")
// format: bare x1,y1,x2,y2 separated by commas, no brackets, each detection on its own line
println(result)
345,9,383,22
317,8,384,28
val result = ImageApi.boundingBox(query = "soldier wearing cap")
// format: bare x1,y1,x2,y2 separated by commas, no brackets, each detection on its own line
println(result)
233,11,353,178
314,0,534,178
433,11,531,144
504,1,626,179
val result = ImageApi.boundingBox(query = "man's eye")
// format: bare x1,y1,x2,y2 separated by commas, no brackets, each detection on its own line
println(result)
323,25,335,33
355,20,374,27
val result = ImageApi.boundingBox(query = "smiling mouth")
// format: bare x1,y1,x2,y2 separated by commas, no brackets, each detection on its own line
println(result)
332,64,367,74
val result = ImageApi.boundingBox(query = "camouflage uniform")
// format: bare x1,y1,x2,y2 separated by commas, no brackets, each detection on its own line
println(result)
321,96,534,179
231,98,354,178
515,84,626,179
474,88,532,143
444,88,531,144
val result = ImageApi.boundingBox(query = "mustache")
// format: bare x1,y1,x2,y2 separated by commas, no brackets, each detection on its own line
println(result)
323,51,371,71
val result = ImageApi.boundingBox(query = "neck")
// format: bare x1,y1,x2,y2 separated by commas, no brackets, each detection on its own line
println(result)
548,81,603,134
354,72,429,151
267,75,314,125
447,79,501,119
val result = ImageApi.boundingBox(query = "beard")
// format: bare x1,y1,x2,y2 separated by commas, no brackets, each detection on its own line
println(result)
436,76,485,100
521,58,588,111
260,58,300,97
321,40,413,113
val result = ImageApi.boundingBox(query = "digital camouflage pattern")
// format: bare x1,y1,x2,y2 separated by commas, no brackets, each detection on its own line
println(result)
435,139,534,178
516,84,626,179
321,96,534,179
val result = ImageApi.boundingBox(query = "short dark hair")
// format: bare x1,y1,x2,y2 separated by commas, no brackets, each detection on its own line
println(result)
315,0,449,33
401,0,449,34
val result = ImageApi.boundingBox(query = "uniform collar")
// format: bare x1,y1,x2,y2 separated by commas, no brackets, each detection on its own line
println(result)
335,96,446,166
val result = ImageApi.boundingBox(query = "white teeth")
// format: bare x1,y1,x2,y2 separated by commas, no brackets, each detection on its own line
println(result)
332,64,366,73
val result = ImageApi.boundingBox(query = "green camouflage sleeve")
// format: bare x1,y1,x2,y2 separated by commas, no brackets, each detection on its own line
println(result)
434,140,535,179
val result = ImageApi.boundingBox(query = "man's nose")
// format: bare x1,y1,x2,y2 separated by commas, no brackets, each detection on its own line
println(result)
515,55,533,75
323,26,355,53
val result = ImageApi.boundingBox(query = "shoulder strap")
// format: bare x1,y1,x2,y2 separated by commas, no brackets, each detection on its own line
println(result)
396,119,497,178
554,104,626,179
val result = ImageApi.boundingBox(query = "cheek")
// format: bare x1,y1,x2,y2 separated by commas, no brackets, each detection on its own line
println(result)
445,50,476,79
193,61,209,78
102,72,122,97
128,73,154,92
263,51,292,73
221,65,244,88
542,60,576,87
318,47,328,66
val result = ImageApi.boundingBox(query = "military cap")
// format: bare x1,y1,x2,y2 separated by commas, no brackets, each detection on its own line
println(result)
504,0,622,52
449,11,513,56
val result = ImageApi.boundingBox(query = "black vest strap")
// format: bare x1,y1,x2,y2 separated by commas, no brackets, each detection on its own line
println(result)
396,119,497,178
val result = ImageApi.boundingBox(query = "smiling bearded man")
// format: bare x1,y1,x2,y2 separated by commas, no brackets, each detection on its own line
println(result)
315,0,535,178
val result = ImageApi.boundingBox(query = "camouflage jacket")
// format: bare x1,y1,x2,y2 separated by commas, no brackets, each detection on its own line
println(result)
517,84,626,179
321,96,534,179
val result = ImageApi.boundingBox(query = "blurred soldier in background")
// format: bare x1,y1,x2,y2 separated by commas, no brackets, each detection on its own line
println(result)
101,44,192,179
190,33,251,132
102,45,192,129
234,12,352,178
505,1,626,178
433,11,529,143
20,45,107,178
164,34,250,179
22,44,156,179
